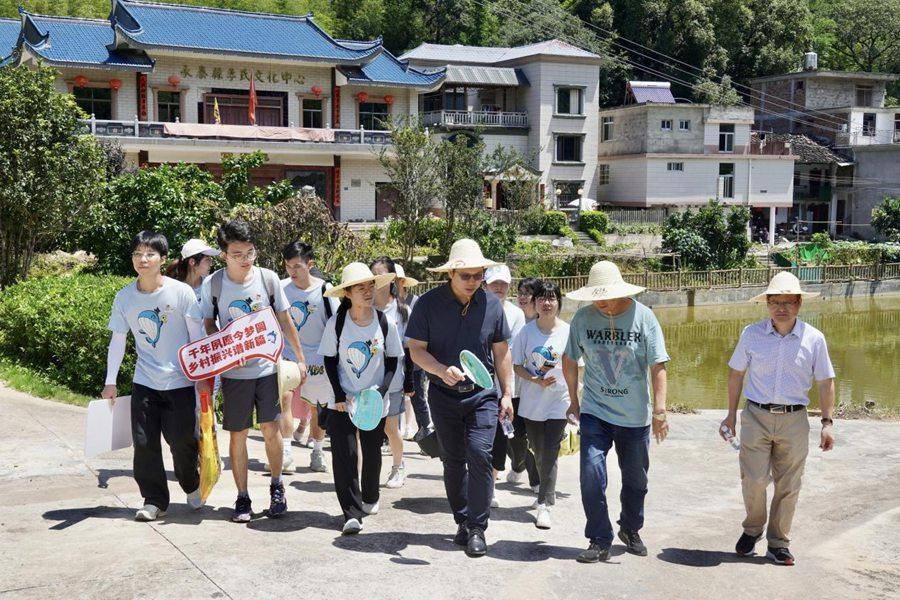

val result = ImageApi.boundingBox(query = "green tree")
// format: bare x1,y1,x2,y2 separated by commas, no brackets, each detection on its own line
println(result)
820,0,900,72
871,196,900,242
0,65,107,287
486,145,540,228
437,134,487,253
220,151,294,208
376,118,444,263
693,74,743,106
662,201,751,270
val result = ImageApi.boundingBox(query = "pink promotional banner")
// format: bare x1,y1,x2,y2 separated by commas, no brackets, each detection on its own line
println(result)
179,308,283,381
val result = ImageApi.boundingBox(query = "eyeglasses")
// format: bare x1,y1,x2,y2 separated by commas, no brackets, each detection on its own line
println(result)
227,249,257,262
767,300,799,309
536,296,559,304
131,252,160,260
455,271,485,282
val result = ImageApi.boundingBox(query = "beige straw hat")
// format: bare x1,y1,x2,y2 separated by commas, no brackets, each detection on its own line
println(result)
324,262,395,298
566,261,646,302
394,264,420,288
276,359,303,398
427,238,501,273
749,271,818,303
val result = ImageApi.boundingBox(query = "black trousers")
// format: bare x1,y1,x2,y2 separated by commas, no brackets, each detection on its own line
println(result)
429,386,497,531
410,368,432,429
328,410,385,522
131,383,199,511
491,397,540,487
523,418,567,505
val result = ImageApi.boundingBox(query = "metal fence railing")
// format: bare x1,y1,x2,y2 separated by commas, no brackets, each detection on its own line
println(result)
600,207,672,225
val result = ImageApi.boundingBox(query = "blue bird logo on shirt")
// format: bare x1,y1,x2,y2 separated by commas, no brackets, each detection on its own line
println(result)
228,297,254,322
137,307,166,348
289,301,310,331
347,341,375,378
530,345,559,374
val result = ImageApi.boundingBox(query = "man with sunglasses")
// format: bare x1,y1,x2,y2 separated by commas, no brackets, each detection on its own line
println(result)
407,239,514,558
722,271,835,566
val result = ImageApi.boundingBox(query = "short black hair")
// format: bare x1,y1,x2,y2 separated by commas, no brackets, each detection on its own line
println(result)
216,219,254,251
130,230,168,256
533,280,563,314
517,277,541,296
282,241,315,262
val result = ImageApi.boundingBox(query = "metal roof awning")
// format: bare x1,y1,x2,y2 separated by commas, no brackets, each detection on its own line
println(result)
435,65,529,87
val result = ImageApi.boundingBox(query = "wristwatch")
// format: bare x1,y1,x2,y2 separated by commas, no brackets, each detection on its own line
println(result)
821,417,834,426
652,411,667,422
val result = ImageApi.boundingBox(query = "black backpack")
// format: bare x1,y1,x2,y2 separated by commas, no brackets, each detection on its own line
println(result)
334,304,388,341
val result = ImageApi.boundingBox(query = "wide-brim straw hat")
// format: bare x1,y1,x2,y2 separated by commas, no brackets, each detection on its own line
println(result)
566,261,646,302
324,262,395,298
427,238,501,273
394,264,420,288
749,271,818,303
277,359,303,398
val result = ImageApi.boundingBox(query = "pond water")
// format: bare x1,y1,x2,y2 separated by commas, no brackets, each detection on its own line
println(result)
560,295,900,411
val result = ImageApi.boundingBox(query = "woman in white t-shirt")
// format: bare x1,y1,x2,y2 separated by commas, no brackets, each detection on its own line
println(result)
318,263,403,535
511,280,571,531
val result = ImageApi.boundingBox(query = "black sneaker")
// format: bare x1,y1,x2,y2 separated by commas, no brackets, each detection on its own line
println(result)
268,481,287,517
452,523,469,546
232,495,252,523
576,542,611,563
618,529,648,556
735,532,762,556
766,546,795,566
466,527,487,557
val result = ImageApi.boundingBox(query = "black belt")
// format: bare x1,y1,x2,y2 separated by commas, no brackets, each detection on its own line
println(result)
429,378,476,394
747,400,806,414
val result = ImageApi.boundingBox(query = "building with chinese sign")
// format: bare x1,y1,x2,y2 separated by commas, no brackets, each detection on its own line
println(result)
1,0,604,222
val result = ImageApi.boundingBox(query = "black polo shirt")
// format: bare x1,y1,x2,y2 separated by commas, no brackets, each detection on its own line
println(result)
406,283,509,398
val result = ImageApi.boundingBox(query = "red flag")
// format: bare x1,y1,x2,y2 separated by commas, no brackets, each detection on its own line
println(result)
248,71,257,125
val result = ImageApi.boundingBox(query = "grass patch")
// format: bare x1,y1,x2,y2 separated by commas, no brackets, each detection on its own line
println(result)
831,402,900,421
668,402,700,415
0,357,94,408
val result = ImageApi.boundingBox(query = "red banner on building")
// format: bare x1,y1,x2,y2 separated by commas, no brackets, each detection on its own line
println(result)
137,73,148,120
178,308,283,381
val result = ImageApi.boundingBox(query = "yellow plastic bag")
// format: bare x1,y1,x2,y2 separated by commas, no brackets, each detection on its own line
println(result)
198,390,221,502
558,425,580,457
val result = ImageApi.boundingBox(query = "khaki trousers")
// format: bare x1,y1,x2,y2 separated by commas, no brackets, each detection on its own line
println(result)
739,402,810,548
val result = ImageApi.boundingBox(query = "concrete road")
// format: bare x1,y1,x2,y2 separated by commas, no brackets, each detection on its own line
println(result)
1,384,898,600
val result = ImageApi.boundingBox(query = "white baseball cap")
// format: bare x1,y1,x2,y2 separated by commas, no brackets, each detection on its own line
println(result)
485,265,512,285
180,239,220,260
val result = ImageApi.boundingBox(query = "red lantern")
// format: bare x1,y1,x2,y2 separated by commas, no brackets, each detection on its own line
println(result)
109,78,122,91
311,85,323,97
73,75,88,88
383,94,394,105
167,75,180,87
356,91,368,103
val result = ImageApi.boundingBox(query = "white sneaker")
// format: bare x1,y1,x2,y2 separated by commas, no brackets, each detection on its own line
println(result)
342,518,363,535
535,505,552,529
530,497,541,510
490,496,499,508
135,504,165,521
506,469,523,484
402,427,416,441
385,464,406,489
362,501,380,515
282,453,295,471
186,488,204,510
310,449,328,473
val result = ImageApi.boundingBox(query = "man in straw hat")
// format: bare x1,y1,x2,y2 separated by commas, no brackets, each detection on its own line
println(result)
562,261,670,563
722,271,835,566
406,239,515,557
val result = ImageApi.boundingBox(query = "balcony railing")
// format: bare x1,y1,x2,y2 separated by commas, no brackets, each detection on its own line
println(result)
835,129,899,146
78,117,392,145
422,110,529,129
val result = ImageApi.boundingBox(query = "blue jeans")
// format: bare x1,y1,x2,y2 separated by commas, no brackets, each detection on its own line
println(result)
579,413,650,545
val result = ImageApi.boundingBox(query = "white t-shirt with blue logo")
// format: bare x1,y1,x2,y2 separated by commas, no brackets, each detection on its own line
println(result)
382,299,410,393
513,320,572,421
318,308,403,397
108,277,201,391
199,267,289,380
281,277,338,371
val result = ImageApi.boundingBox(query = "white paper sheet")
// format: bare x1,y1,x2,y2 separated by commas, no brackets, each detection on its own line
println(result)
84,397,132,458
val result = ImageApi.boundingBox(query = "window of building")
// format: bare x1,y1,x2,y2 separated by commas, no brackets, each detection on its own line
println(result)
719,163,735,199
678,119,691,131
598,164,610,185
204,92,284,126
556,87,584,115
862,112,876,136
359,102,389,130
555,135,584,162
719,123,735,152
795,80,805,92
555,181,583,206
302,98,323,128
661,119,672,131
856,86,873,107
156,91,180,122
667,162,684,172
73,86,112,120
601,116,614,142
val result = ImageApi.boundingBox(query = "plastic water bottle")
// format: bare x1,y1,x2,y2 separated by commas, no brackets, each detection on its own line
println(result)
720,425,740,451
500,416,515,438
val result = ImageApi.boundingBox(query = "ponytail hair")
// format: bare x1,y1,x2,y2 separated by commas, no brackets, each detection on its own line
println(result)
166,252,204,283
370,256,408,324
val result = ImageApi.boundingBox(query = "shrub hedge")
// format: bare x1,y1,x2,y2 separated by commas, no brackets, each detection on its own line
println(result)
578,210,610,234
541,210,568,235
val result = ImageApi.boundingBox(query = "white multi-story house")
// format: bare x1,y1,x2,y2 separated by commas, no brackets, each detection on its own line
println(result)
1,2,603,223
596,82,795,243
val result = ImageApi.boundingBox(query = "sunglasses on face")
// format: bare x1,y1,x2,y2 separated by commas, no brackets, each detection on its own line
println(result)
455,271,485,282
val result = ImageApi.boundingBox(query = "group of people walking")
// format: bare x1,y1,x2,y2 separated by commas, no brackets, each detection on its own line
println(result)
103,221,836,565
